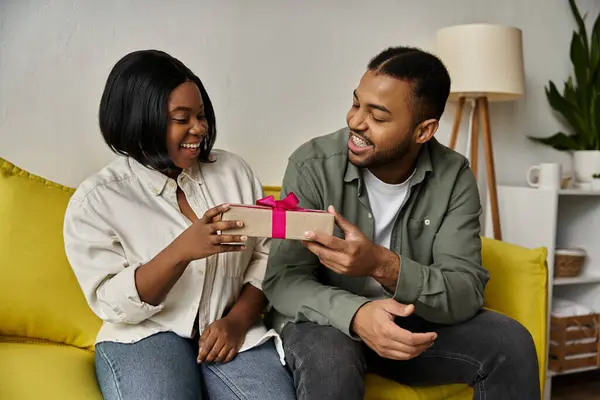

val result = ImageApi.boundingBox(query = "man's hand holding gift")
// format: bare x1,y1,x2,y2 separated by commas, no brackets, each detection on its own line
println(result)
302,206,437,361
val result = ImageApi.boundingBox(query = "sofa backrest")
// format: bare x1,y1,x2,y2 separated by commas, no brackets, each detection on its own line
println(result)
0,158,102,350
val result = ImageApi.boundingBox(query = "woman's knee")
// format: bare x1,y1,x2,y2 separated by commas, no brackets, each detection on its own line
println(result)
202,341,295,400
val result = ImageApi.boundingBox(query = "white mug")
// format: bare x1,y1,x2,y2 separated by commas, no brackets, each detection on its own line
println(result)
527,163,561,190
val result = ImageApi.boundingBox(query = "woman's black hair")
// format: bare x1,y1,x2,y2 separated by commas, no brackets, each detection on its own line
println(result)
99,49,217,172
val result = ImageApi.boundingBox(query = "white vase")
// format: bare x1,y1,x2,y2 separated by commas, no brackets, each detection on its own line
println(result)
573,150,600,183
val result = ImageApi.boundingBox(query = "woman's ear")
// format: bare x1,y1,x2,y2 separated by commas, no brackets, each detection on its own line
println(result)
414,119,439,144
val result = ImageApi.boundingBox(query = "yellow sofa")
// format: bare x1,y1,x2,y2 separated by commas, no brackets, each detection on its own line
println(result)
0,158,548,400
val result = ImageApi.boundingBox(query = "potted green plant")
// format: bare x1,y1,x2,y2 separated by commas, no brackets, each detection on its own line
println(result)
528,0,600,184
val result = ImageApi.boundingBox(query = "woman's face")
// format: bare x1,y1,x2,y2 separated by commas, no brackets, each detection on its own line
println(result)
165,81,209,170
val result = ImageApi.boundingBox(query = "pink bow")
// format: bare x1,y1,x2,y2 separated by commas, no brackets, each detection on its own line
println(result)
256,193,304,238
256,193,303,210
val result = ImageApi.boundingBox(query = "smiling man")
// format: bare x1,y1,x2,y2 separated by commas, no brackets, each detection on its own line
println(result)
262,47,540,400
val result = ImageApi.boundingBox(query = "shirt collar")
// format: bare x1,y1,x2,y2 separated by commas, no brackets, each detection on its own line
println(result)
411,140,434,185
129,158,204,196
343,140,434,189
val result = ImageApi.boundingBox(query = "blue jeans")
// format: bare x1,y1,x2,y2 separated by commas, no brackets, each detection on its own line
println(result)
95,331,296,400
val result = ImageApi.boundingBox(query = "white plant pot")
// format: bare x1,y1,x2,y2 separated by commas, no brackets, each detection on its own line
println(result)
592,179,600,191
573,150,600,183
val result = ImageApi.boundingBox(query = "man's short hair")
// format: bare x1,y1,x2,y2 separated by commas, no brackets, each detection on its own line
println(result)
368,46,451,126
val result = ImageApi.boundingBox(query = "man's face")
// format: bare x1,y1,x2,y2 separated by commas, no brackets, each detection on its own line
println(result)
345,70,417,169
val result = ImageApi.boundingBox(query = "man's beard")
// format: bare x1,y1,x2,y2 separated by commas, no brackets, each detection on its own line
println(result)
349,136,412,169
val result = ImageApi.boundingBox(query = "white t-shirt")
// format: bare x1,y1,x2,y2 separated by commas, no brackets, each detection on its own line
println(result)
361,168,413,298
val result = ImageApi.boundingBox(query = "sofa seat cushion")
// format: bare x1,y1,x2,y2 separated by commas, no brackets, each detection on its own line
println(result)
0,339,101,400
365,374,471,399
0,339,473,400
0,158,101,350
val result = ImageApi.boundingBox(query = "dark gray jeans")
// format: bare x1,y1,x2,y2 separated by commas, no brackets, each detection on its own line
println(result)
281,309,540,400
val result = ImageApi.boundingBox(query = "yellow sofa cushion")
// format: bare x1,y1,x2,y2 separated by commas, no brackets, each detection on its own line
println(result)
0,339,101,400
0,158,101,350
364,374,470,400
481,236,548,395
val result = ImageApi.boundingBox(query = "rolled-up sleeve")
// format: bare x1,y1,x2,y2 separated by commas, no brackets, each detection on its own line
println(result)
64,198,163,324
242,173,271,290
244,237,269,290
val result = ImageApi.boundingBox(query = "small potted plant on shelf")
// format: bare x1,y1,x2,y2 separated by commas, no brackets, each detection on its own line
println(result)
592,173,600,190
528,0,600,185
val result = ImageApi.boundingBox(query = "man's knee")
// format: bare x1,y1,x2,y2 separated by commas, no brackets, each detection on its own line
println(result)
282,322,366,374
486,312,538,369
281,322,366,400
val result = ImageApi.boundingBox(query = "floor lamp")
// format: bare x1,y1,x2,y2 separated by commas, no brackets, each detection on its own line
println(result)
436,24,525,241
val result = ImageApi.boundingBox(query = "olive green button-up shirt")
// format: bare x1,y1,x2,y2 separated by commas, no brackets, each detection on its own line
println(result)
263,127,489,337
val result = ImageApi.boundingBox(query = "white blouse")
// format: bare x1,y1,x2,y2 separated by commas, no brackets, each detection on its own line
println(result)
63,149,284,363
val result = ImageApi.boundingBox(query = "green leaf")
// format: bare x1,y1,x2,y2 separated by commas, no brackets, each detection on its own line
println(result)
595,92,600,149
591,92,598,149
569,0,589,53
546,81,587,134
564,77,578,106
594,59,600,92
592,59,600,90
591,12,600,71
578,81,595,149
528,132,582,151
570,32,589,106
592,13,600,90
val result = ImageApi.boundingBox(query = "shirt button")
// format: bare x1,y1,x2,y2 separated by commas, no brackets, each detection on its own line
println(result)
368,213,373,219
424,219,431,226
199,270,204,276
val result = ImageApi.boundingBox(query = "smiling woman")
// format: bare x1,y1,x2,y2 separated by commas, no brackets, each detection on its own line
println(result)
63,50,296,400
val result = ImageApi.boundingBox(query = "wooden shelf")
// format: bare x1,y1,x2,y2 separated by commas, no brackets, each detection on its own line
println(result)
559,189,600,196
554,273,600,286
549,365,599,377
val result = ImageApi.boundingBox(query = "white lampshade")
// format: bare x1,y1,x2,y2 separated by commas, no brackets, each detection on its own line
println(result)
435,24,525,102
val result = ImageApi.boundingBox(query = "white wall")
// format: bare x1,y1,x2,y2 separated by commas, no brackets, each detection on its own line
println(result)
1,0,599,189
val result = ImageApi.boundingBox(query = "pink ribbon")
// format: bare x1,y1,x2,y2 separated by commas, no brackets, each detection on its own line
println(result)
256,193,304,239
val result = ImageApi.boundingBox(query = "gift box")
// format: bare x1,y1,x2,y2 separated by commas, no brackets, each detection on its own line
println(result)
221,193,334,240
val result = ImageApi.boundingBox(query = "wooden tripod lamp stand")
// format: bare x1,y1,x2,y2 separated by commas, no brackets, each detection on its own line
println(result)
436,24,525,241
